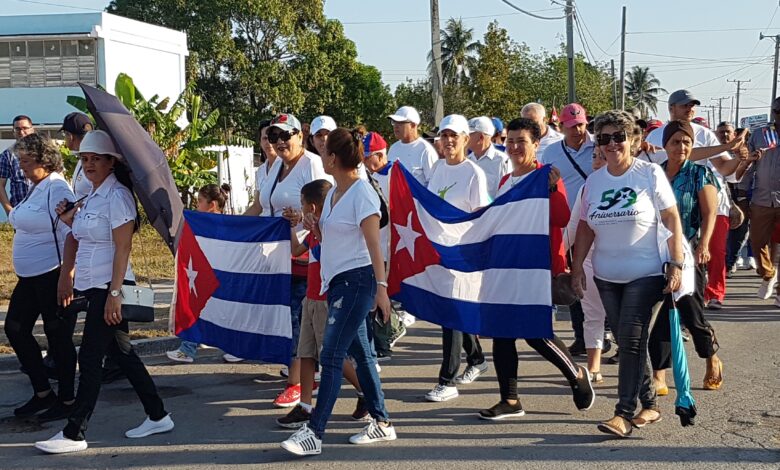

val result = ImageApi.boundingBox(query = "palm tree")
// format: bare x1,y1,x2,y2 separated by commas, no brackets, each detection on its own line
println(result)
428,18,480,86
624,66,667,118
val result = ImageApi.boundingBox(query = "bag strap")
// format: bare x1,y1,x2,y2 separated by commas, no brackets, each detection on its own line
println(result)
560,140,589,181
267,160,285,217
44,180,62,266
365,167,389,228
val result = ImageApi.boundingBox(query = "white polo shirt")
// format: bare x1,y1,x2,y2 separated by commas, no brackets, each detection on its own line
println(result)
71,173,136,291
387,137,439,186
646,122,734,216
468,145,510,199
9,172,74,277
540,133,596,210
537,127,564,157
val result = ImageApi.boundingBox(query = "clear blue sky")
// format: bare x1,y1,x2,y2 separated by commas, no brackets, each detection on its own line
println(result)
11,0,780,121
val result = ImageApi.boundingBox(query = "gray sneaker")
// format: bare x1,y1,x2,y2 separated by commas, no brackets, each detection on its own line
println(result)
455,362,488,384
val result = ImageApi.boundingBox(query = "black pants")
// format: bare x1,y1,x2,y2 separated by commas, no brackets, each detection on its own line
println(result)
63,288,166,441
569,300,585,343
726,199,750,270
649,263,718,370
493,335,579,402
4,268,77,401
439,328,485,386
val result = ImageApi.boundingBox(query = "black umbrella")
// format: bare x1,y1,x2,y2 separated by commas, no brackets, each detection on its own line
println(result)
79,83,183,254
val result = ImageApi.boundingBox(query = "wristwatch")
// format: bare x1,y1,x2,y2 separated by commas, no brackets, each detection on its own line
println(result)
377,281,389,288
110,289,121,298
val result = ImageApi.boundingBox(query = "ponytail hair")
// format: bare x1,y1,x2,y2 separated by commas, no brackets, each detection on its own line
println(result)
325,127,364,169
198,183,231,212
113,159,141,232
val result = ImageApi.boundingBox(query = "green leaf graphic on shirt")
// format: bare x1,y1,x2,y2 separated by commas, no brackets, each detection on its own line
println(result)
597,187,638,210
437,183,457,199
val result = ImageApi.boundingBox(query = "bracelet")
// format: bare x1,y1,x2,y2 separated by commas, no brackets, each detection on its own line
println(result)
377,280,389,288
666,260,684,270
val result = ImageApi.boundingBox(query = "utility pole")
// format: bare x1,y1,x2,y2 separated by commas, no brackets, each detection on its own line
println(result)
711,97,728,124
429,0,444,126
565,0,576,103
760,32,780,121
611,59,617,108
619,5,627,110
728,79,750,127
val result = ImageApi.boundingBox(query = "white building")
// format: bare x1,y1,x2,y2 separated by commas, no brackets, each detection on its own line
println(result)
0,11,188,140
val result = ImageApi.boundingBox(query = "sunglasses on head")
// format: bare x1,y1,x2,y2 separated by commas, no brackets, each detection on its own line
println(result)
268,129,299,144
596,131,628,146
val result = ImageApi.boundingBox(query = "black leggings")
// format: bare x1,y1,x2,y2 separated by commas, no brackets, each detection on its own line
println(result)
63,287,166,441
4,268,77,401
493,334,579,402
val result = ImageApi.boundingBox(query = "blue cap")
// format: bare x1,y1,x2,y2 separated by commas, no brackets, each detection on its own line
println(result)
491,117,504,133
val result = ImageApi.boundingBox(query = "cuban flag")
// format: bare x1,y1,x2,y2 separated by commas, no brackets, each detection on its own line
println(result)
173,210,292,364
388,162,553,339
762,126,778,149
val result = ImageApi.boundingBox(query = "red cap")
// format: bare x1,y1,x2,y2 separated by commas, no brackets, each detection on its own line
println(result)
692,116,710,129
363,131,387,156
646,119,663,132
560,103,588,128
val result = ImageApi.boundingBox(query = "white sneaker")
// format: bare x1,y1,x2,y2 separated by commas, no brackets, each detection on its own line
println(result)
34,432,88,454
125,414,174,438
454,362,489,384
735,256,745,269
757,272,778,300
280,366,289,377
729,264,738,275
425,384,458,402
280,424,321,456
166,350,194,363
349,418,397,445
222,353,245,363
401,313,416,327
748,257,757,270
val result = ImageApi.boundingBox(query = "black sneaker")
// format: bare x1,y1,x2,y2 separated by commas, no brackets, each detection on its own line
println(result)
607,350,619,364
567,340,586,356
479,401,526,420
352,396,370,421
37,401,75,423
388,327,407,348
14,391,57,418
276,405,311,429
571,365,595,411
376,351,392,362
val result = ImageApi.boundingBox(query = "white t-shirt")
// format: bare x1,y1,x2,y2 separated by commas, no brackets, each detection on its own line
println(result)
540,134,595,210
468,145,510,199
71,160,92,199
646,122,733,216
9,172,74,277
71,173,136,291
538,127,564,157
319,179,381,293
371,163,392,260
258,151,329,217
580,159,677,283
427,158,491,212
387,137,439,186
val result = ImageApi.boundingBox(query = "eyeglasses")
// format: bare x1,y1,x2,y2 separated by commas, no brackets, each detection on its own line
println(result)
13,126,32,133
268,129,299,144
596,131,628,146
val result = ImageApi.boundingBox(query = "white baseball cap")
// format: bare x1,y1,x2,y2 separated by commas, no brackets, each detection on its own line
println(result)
438,114,469,136
388,106,421,125
79,130,122,159
310,115,337,135
468,116,495,136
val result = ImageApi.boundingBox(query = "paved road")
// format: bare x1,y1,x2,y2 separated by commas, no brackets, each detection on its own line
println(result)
0,271,778,469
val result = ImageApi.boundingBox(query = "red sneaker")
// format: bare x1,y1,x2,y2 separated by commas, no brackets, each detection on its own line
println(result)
273,384,301,408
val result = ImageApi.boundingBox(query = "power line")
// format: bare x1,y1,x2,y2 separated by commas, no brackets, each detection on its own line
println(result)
628,27,780,34
573,4,616,58
499,0,566,20
341,7,562,25
10,0,103,11
626,50,772,64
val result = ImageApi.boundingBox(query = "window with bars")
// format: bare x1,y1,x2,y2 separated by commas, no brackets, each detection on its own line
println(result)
0,38,97,88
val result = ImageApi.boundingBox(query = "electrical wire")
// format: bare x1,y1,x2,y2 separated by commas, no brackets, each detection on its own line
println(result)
341,7,562,25
499,0,566,20
11,0,103,11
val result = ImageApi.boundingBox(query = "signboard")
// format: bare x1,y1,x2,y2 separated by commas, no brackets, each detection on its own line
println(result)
740,114,768,129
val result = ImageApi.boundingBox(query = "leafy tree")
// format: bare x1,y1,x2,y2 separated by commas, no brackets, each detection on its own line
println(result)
393,79,434,129
428,18,480,86
624,66,667,119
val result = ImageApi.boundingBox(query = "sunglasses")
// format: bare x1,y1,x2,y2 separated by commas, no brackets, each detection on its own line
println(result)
596,131,628,146
268,129,299,144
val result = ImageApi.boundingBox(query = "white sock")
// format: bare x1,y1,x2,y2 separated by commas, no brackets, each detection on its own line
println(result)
300,402,313,413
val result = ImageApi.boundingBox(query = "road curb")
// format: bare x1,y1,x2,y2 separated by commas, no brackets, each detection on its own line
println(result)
0,336,181,372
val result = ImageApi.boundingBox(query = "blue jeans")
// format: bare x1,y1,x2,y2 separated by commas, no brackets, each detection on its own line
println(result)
309,265,389,438
594,275,664,420
290,277,307,358
179,340,199,359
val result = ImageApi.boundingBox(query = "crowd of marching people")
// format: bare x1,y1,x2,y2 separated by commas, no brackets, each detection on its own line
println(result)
1,86,779,456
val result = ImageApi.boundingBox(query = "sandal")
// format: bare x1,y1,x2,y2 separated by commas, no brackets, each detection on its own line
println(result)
597,415,632,438
631,408,662,428
589,371,603,384
703,358,723,390
656,385,669,396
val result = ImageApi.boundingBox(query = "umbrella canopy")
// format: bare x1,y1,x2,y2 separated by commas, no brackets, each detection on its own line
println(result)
668,296,697,426
79,83,183,254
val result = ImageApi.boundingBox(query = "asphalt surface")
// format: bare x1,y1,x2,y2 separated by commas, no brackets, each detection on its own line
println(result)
0,270,778,469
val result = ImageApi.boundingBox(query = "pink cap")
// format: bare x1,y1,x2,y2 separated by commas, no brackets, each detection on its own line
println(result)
560,103,588,128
